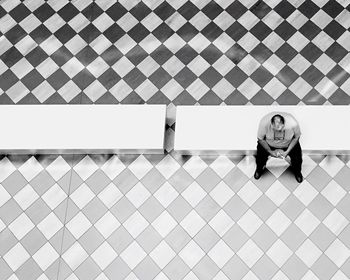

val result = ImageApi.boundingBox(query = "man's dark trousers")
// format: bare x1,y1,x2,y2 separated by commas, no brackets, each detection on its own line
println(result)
256,141,303,174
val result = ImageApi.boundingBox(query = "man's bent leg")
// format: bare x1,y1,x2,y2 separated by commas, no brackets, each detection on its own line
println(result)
256,141,270,172
288,141,302,173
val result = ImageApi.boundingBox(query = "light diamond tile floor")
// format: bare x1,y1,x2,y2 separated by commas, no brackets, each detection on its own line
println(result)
0,154,349,280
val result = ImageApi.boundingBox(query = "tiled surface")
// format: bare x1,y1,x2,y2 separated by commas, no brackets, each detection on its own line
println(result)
1,154,350,280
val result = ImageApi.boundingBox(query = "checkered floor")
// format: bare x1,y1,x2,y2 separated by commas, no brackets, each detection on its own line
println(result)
1,0,350,279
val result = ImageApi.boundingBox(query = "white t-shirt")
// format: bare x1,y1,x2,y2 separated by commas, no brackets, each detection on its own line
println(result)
257,112,301,148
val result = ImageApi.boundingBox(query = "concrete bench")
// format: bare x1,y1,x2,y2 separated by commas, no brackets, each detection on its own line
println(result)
174,105,350,155
0,105,166,154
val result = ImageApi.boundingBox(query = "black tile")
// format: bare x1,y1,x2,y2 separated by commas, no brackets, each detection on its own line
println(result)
150,45,173,65
274,1,296,19
173,91,196,105
9,4,31,22
224,90,249,104
82,2,103,21
275,21,297,40
79,24,101,43
329,89,350,105
130,2,152,21
327,65,350,87
276,89,300,105
100,46,123,66
95,92,119,104
128,23,150,43
324,20,346,40
177,23,198,42
226,22,247,41
72,69,96,90
54,24,77,44
106,2,128,21
124,68,147,89
120,91,144,104
298,1,320,18
21,69,45,91
250,21,272,41
25,47,49,67
58,3,80,22
147,91,171,105
175,45,198,65
299,21,321,41
301,65,324,87
152,23,175,43
76,46,99,66
0,6,6,18
325,42,348,63
33,3,55,22
0,70,19,91
30,25,51,44
202,1,224,20
154,2,176,21
300,43,323,63
103,23,125,43
200,44,222,64
174,67,197,88
51,46,73,67
125,45,148,65
149,67,172,88
276,65,298,87
226,2,247,19
225,44,248,64
251,66,274,87
276,43,298,64
250,0,271,19
5,25,26,45
225,68,248,87
98,68,121,89
0,47,23,68
201,22,224,41
199,67,222,88
302,89,327,105
178,2,200,20
250,43,273,63
198,90,222,105
251,90,274,104
47,69,70,90
323,0,344,18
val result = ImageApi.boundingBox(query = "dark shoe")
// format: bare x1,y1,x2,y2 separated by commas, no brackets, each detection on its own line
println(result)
254,168,263,180
295,172,303,183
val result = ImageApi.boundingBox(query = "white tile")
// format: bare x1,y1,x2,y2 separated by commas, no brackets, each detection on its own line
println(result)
321,180,346,206
66,212,92,239
155,155,181,179
62,242,88,271
10,58,34,79
323,209,348,235
265,157,290,178
186,79,210,101
189,11,211,31
126,182,151,208
65,34,88,55
182,156,208,179
288,54,311,75
150,240,176,269
8,213,34,240
266,239,292,267
37,212,63,239
266,181,290,207
86,57,109,78
120,241,146,269
287,32,309,52
238,33,260,52
0,183,11,207
213,11,235,30
182,182,207,207
98,182,123,208
179,240,205,269
212,78,235,101
18,156,43,182
117,12,138,32
289,77,313,99
93,12,114,32
295,209,320,236
237,209,263,236
266,209,291,237
94,211,119,238
141,13,162,31
152,211,177,238
238,56,260,76
115,34,137,55
209,210,234,237
295,239,322,267
237,239,263,268
325,239,350,267
154,182,178,208
0,218,5,232
236,156,256,178
180,210,206,238
128,155,153,180
100,156,126,180
73,156,98,181
0,157,16,183
40,35,63,55
112,57,135,78
124,211,149,238
91,242,118,270
208,240,234,268
319,156,345,177
42,183,67,210
46,156,71,181
263,77,287,100
3,243,30,271
209,181,234,207
237,181,262,207
293,180,318,206
33,243,59,271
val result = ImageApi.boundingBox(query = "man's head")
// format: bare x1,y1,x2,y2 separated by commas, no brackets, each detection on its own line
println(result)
271,114,285,131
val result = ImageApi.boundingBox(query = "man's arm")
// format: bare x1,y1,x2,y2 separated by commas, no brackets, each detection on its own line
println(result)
285,136,300,155
258,138,278,157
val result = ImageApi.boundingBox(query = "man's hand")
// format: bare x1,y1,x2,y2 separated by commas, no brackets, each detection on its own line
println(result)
279,151,288,159
270,150,279,157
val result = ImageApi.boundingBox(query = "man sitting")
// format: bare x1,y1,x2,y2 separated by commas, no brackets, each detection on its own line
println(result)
254,112,303,183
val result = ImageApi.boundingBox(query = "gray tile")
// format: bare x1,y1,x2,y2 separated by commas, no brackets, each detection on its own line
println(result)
0,228,18,253
310,224,336,251
342,257,350,279
104,257,131,280
252,170,276,192
21,227,47,255
281,224,307,252
107,226,133,255
16,258,42,280
252,224,278,252
57,170,83,195
223,195,249,222
337,194,350,220
222,255,249,279
193,255,220,280
278,169,300,192
112,169,138,194
251,195,277,221
63,198,80,223
134,256,161,280
2,171,28,196
195,195,220,222
30,170,56,195
167,196,192,223
252,255,279,280
139,196,164,223
0,258,12,280
282,254,308,280
110,197,136,223
163,256,190,280
308,194,333,221
60,228,76,255
54,259,71,280
79,227,105,255
140,168,166,194
196,167,221,193
25,198,52,224
334,166,350,192
223,168,249,192
136,225,162,254
311,254,338,280
194,224,220,253
280,194,305,221
168,168,194,193
85,170,111,195
223,224,249,253
0,199,22,225
75,257,101,280
339,224,350,248
307,166,332,192
81,197,108,224
165,225,191,253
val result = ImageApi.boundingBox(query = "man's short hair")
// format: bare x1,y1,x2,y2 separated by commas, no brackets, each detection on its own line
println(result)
271,114,285,125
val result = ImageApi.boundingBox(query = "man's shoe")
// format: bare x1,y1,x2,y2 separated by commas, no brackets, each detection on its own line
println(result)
295,172,303,183
254,169,263,180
